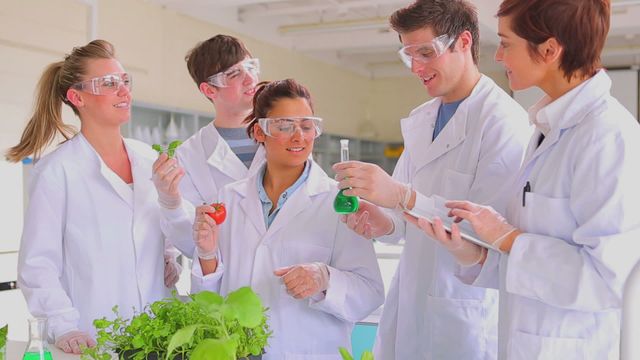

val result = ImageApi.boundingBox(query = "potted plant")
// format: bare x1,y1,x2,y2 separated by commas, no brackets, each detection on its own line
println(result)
82,287,270,360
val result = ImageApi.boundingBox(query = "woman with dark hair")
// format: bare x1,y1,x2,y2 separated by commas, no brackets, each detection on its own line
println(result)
189,79,384,359
411,1,640,358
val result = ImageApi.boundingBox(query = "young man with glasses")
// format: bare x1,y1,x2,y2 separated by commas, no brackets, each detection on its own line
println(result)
332,1,531,359
152,35,264,260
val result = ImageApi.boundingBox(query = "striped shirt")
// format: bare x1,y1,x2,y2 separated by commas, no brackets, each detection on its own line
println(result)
216,126,259,169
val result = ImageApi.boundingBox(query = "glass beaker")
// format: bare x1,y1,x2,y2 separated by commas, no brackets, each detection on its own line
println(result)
333,139,359,214
22,318,52,360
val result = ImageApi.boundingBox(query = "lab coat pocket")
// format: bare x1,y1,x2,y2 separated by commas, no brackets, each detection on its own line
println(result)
279,243,332,268
509,330,586,360
427,294,490,360
521,192,575,241
442,169,474,200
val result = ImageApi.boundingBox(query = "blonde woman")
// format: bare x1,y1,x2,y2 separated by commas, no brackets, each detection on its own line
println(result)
6,40,179,354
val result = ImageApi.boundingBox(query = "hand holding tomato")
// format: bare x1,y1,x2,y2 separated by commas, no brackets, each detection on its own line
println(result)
206,203,227,225
193,204,221,260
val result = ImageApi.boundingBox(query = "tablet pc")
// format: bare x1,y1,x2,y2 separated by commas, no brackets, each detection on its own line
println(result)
403,208,495,251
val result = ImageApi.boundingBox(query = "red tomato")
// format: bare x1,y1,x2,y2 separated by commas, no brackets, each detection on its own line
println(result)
206,203,227,225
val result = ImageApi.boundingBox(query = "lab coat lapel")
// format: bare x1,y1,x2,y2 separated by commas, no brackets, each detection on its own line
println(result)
207,126,249,181
237,180,268,237
403,98,467,172
521,71,610,174
128,143,153,225
126,142,156,296
78,134,134,208
266,162,332,237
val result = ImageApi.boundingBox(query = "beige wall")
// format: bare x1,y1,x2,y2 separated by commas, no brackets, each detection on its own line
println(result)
0,0,510,152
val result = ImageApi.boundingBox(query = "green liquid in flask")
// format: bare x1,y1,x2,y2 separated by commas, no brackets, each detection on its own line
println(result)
334,139,359,214
22,351,53,360
334,189,359,214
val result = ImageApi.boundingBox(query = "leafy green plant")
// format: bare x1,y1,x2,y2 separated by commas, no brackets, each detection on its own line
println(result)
152,140,183,158
338,347,374,360
0,324,7,360
82,288,270,360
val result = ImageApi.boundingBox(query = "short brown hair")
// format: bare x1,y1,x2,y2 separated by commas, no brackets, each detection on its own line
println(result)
390,0,480,64
497,0,610,81
244,79,314,138
185,34,251,87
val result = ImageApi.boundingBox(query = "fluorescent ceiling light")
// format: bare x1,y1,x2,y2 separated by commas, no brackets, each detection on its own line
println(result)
279,17,389,35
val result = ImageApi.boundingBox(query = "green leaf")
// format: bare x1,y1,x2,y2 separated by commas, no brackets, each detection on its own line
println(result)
190,338,236,360
193,291,224,306
168,140,183,149
92,318,110,329
166,140,182,158
361,350,375,360
152,144,164,154
165,324,200,360
0,324,8,348
338,347,354,360
225,287,263,328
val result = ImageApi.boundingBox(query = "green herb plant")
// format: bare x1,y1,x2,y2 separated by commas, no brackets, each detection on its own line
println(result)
338,347,374,360
0,324,8,360
152,140,183,158
82,288,270,360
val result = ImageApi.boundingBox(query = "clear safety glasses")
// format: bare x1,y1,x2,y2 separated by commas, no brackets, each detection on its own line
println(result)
258,116,323,140
397,34,456,68
206,58,260,88
70,72,132,95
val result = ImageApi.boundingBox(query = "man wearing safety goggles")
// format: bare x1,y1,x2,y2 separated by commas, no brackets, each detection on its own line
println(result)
151,35,267,260
332,1,531,359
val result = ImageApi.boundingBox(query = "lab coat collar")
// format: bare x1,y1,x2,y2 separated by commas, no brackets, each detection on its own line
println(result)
76,133,134,208
527,69,611,156
204,123,262,180
233,160,333,239
401,75,493,171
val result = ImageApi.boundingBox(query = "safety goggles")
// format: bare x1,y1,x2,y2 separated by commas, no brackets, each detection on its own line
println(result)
258,116,323,140
206,58,260,88
397,34,456,68
70,72,132,95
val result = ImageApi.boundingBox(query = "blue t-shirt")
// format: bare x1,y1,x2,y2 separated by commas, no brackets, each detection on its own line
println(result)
433,98,466,140
216,126,259,169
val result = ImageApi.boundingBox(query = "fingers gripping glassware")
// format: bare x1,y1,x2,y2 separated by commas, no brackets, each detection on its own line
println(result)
23,318,52,360
70,72,132,95
206,58,260,88
334,139,359,214
397,34,456,69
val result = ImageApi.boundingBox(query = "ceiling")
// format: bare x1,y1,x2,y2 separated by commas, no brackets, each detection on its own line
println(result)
148,0,640,79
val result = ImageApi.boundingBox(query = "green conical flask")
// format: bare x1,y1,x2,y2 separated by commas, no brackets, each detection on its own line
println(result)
22,318,53,360
334,139,359,214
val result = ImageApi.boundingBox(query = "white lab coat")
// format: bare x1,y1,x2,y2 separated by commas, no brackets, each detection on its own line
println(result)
17,134,171,341
160,123,266,256
375,75,531,359
470,70,640,359
191,161,385,360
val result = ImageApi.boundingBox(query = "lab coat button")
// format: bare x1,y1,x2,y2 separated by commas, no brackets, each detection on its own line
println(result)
446,144,450,148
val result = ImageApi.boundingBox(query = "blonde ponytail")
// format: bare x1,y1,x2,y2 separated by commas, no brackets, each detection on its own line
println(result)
5,39,116,163
5,62,76,162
